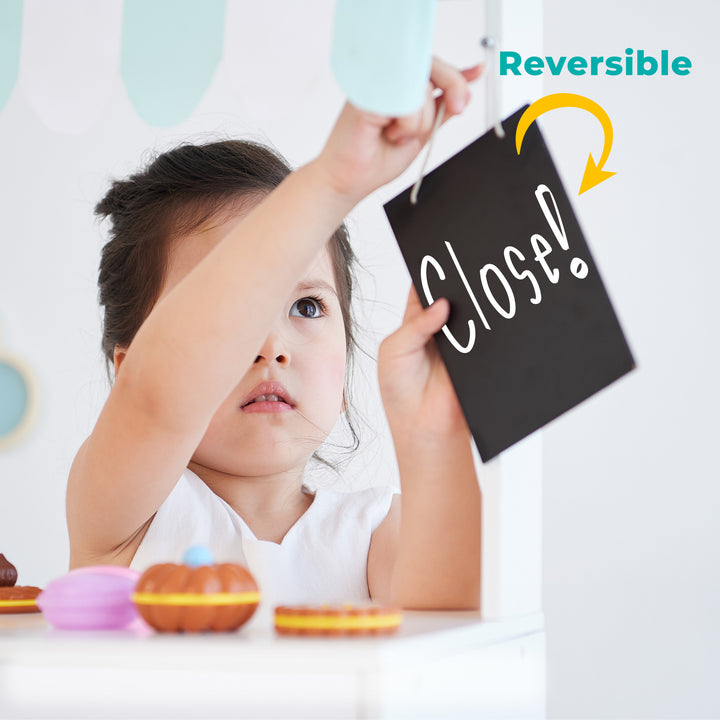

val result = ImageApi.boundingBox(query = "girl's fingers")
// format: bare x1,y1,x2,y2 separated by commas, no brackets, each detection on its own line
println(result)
384,86,436,143
385,60,484,143
390,286,450,356
437,63,484,125
461,64,484,83
402,283,424,321
430,58,480,114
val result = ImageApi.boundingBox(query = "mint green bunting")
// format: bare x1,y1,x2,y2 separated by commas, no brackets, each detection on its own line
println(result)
121,0,226,127
0,361,28,438
0,0,22,113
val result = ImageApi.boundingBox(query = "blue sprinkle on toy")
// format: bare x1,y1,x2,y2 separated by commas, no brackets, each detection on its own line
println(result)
183,546,214,568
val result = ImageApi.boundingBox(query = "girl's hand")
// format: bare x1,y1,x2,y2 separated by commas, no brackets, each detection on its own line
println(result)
378,285,470,446
316,58,482,203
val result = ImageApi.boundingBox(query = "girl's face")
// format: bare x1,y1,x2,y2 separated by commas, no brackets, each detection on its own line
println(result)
159,208,348,478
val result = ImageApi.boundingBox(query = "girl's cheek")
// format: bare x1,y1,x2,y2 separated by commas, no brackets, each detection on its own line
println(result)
325,349,347,389
291,316,327,336
318,344,347,406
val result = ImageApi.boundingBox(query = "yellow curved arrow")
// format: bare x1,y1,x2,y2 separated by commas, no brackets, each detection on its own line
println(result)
516,93,616,195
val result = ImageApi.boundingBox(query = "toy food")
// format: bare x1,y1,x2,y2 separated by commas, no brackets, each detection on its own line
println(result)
274,604,403,636
0,554,18,586
37,566,140,630
0,554,42,614
0,585,43,614
132,547,260,633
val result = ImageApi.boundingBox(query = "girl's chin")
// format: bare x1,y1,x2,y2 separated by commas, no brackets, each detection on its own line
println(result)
196,441,323,476
193,455,309,477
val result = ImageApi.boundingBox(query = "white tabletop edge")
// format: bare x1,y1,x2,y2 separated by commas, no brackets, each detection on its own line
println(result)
0,610,545,673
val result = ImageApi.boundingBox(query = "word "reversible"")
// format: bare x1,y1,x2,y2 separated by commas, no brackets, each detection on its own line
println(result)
500,49,691,76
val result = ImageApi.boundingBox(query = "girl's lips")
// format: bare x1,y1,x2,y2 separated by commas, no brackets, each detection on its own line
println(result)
240,380,295,410
241,400,293,414
240,381,295,412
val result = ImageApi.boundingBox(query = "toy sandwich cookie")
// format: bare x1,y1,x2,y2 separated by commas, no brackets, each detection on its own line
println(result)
37,565,141,630
132,546,260,633
274,604,403,636
0,554,42,614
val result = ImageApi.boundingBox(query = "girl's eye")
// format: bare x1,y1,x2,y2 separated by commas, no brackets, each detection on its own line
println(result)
289,297,325,319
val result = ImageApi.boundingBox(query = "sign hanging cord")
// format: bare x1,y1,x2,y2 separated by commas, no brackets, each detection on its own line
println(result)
410,101,446,205
411,32,504,206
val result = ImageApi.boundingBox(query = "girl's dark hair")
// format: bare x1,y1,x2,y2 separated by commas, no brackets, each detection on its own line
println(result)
96,139,360,465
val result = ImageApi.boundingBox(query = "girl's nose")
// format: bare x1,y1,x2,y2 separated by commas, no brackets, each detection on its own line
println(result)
254,351,289,365
254,333,290,366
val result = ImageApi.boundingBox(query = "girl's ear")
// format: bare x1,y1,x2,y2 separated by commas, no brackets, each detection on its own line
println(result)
113,346,127,378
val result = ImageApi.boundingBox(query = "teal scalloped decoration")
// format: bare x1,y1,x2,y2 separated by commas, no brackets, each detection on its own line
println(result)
0,360,29,439
0,0,22,113
121,0,226,127
331,0,436,115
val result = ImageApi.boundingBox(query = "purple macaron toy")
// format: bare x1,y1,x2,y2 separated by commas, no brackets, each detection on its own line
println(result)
37,565,141,630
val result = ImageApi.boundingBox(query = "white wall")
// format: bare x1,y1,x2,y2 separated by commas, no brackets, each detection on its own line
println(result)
540,1,720,716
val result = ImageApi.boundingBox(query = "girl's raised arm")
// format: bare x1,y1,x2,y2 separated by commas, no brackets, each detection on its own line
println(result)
369,287,482,609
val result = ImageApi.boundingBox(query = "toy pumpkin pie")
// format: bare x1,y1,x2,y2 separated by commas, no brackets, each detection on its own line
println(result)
132,547,260,633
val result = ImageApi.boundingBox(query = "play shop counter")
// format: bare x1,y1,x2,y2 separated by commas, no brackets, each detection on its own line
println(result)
0,609,544,718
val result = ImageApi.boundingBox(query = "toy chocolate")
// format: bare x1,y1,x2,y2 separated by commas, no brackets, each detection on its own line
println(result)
0,554,18,586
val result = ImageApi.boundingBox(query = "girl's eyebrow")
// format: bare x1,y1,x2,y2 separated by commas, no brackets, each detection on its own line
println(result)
295,279,338,297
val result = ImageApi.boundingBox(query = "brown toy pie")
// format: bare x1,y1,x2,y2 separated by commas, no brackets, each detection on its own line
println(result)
0,554,42,614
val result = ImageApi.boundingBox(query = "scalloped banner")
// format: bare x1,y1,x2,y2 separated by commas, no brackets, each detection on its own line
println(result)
0,0,22,113
121,0,226,127
0,359,31,445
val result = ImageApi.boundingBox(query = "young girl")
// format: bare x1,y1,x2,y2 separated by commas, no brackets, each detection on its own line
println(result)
67,58,483,610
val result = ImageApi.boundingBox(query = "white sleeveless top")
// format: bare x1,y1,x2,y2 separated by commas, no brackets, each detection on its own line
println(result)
130,469,396,609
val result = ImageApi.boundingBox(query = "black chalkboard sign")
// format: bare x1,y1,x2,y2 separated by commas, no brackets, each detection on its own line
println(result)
383,105,635,461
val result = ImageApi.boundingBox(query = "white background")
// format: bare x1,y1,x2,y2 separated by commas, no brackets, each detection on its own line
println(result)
541,0,719,716
0,1,718,717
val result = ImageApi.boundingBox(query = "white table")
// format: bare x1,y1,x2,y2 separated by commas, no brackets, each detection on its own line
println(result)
0,610,545,719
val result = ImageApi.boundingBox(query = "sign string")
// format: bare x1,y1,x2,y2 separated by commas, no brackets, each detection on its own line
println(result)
410,101,446,205
411,34,504,206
